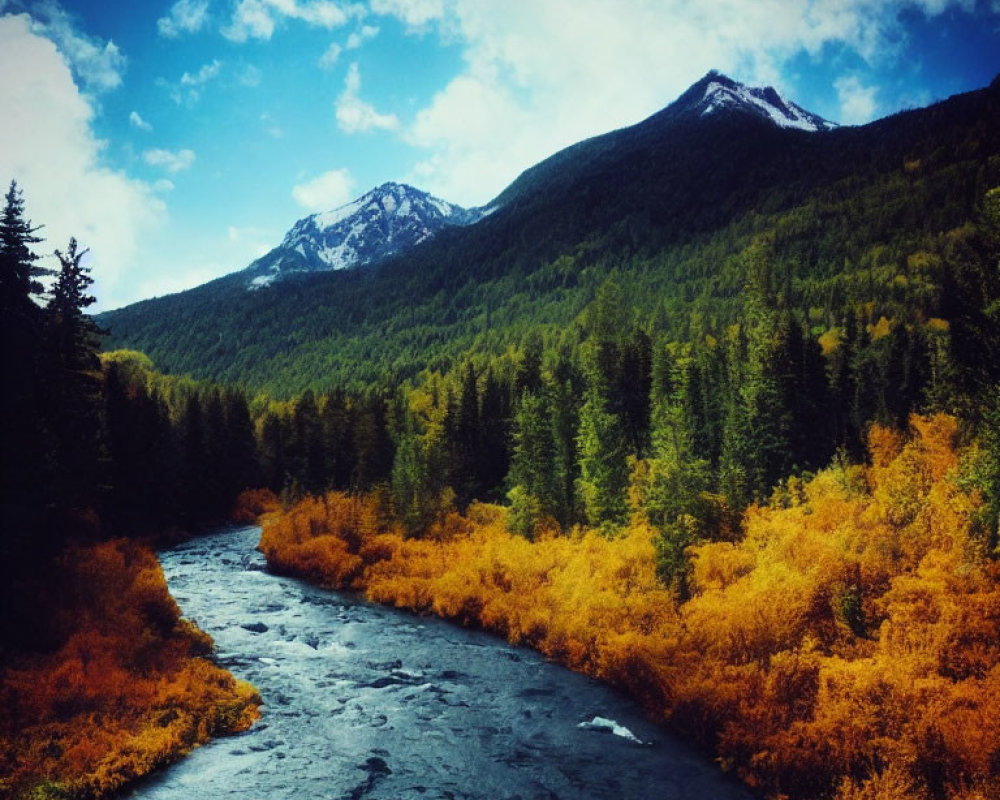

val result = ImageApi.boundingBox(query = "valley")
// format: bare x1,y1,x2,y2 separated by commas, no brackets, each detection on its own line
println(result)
3,53,999,800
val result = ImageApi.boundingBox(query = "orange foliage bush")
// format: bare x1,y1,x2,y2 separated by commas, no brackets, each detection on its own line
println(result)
0,540,259,799
259,415,1000,800
230,487,282,523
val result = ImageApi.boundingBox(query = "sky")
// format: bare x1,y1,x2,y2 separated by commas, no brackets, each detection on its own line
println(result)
1,0,998,310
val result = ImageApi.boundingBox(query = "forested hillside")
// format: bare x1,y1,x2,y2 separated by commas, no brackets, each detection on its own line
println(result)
99,75,1000,396
0,183,259,799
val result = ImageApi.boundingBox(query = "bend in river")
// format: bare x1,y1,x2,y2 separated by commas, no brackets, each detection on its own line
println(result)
127,525,753,800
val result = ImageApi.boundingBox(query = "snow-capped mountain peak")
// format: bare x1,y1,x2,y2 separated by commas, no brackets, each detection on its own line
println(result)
682,70,837,132
244,182,483,289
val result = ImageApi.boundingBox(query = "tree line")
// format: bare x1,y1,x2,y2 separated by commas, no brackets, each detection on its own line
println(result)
4,180,998,654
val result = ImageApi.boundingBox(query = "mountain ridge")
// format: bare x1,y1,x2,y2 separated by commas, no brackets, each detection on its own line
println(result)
241,181,484,290
97,73,1000,395
491,70,835,210
195,71,834,295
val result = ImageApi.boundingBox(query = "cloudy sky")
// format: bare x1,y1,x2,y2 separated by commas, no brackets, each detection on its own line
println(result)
1,0,998,310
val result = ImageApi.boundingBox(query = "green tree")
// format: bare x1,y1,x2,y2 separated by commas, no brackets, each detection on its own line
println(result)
506,391,558,536
576,387,629,529
0,181,47,547
0,180,47,310
450,361,482,504
477,366,510,499
41,238,106,511
644,394,716,594
719,240,793,506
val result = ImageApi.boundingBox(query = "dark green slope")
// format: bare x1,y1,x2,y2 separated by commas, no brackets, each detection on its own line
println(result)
99,74,1000,395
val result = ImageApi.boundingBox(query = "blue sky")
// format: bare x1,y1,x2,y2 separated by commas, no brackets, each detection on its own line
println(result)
1,0,998,310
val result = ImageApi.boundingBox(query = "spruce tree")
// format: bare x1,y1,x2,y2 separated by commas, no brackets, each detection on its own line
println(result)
576,387,629,529
0,181,49,650
1,183,45,508
506,391,558,536
478,367,510,499
0,180,47,310
42,238,106,512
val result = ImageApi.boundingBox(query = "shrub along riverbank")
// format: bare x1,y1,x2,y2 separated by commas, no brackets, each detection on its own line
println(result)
0,539,260,799
258,414,1000,800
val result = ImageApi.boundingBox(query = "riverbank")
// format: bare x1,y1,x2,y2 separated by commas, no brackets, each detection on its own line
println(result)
257,415,1000,800
0,539,260,800
131,524,752,799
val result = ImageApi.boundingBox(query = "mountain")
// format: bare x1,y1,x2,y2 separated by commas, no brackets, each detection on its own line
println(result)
242,182,483,289
489,70,835,209
98,71,1000,395
677,70,837,131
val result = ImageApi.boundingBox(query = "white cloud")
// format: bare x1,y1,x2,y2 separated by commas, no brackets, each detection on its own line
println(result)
335,62,399,133
273,0,354,27
0,14,165,311
370,0,979,206
129,110,153,132
131,262,227,301
181,58,222,86
318,41,342,68
223,0,361,41
835,75,879,124
161,59,222,104
157,0,209,38
292,167,356,210
26,1,126,92
143,147,196,174
152,178,175,192
369,0,442,28
345,23,378,49
228,224,275,257
222,0,275,41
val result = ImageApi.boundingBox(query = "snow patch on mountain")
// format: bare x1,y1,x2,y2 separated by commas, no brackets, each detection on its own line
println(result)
688,71,837,132
242,182,486,290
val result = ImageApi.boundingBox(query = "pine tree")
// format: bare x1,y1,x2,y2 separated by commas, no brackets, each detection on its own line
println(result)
0,181,48,516
514,331,544,397
451,361,482,504
290,390,325,494
719,240,794,506
576,387,629,529
179,393,210,525
321,390,354,489
548,375,581,527
352,394,393,490
259,411,289,492
616,327,652,456
587,279,629,398
506,392,558,536
221,389,261,501
478,367,510,499
0,183,50,652
0,180,47,310
645,396,714,593
41,238,106,512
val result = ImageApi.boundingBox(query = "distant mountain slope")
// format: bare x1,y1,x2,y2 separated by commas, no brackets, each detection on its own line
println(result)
98,72,1000,395
489,70,836,210
242,182,482,289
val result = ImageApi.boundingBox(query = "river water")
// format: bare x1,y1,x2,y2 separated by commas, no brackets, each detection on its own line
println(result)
128,525,752,800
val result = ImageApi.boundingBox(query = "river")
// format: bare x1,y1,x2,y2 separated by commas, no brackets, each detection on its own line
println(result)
127,525,753,800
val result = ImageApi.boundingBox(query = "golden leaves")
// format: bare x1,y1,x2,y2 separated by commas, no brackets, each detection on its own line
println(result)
259,416,999,800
